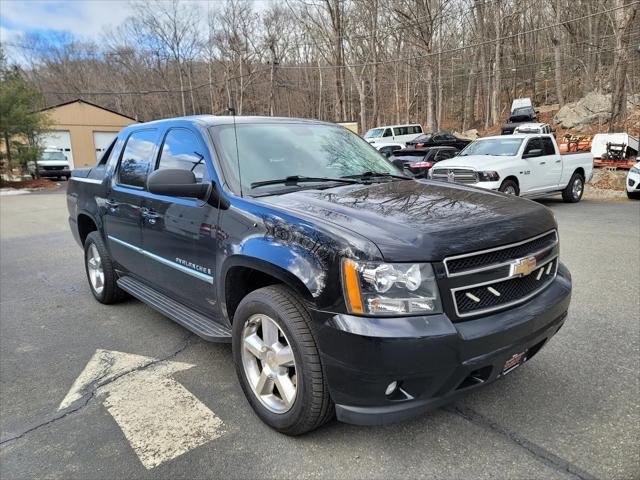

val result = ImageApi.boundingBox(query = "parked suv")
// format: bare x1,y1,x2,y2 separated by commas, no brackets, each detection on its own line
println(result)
501,107,538,135
391,146,459,178
405,132,470,150
68,116,572,435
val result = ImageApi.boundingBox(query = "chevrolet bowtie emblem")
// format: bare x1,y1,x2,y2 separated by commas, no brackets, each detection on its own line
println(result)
510,256,537,277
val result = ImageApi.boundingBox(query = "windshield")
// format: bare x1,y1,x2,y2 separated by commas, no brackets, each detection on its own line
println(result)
210,123,401,194
364,128,384,139
41,151,67,161
459,138,523,156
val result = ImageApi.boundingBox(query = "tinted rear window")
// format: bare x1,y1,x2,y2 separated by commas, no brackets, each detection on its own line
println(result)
118,130,158,188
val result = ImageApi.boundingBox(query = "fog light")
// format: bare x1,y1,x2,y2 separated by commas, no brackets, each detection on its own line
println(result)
385,381,398,396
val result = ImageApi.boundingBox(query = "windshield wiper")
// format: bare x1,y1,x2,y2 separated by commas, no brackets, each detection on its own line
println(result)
250,175,362,189
342,171,412,181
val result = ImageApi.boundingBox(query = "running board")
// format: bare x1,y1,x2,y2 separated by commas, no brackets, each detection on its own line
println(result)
117,276,231,343
522,190,563,199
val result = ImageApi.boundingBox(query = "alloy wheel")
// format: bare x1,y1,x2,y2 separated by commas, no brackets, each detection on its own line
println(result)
572,177,583,199
87,243,104,295
241,314,297,413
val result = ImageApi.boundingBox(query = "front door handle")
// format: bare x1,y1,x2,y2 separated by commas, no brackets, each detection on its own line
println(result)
539,161,546,165
141,208,160,225
555,160,561,163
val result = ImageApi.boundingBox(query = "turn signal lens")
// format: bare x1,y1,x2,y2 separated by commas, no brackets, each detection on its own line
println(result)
342,259,364,314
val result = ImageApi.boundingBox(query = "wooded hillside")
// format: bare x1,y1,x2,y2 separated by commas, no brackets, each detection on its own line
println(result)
4,0,639,133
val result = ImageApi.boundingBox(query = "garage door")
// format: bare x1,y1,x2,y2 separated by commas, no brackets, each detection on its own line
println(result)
93,132,118,161
40,131,74,168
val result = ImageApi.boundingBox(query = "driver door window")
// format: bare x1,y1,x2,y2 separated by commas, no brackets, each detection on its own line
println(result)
157,128,208,181
524,138,542,157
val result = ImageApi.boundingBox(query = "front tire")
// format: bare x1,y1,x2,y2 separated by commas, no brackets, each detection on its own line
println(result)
499,179,519,196
232,285,333,435
84,231,128,304
627,190,640,200
562,172,585,203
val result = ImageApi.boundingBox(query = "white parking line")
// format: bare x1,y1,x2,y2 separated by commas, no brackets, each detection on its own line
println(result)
59,349,224,469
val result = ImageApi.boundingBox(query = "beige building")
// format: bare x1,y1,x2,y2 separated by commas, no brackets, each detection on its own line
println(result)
40,99,138,168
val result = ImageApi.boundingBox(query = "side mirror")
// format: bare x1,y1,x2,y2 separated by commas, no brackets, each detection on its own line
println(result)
523,148,543,158
147,168,209,199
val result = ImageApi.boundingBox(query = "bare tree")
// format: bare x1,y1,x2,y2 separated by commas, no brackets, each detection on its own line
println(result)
609,0,638,130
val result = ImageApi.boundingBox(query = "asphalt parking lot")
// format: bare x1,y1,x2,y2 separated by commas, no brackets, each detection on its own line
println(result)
0,188,638,479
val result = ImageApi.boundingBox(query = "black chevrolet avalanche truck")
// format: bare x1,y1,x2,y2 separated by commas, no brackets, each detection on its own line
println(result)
67,116,572,435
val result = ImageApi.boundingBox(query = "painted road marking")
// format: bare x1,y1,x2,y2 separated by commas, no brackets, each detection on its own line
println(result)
58,349,224,469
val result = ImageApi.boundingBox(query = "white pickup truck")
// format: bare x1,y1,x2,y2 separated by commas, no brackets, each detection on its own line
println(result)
430,134,593,203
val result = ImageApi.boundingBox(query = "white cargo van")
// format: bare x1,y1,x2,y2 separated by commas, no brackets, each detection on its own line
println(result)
364,124,423,145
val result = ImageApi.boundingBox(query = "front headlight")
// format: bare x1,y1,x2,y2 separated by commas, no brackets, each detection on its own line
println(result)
477,171,500,182
341,259,442,315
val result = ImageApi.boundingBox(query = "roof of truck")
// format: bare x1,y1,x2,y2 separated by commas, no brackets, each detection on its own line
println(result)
476,133,554,141
514,123,549,129
131,115,335,128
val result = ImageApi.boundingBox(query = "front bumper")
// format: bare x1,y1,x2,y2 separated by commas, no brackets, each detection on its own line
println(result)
627,172,640,193
311,262,572,426
39,168,71,178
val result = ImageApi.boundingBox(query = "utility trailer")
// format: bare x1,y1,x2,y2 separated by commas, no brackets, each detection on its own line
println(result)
592,133,639,169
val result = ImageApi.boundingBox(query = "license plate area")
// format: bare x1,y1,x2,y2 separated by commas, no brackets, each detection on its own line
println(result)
501,351,527,376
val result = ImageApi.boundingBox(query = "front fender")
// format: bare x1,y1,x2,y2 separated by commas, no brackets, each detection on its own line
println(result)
216,201,383,317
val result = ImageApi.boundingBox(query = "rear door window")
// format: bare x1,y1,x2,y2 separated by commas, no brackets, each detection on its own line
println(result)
156,128,208,181
117,130,158,188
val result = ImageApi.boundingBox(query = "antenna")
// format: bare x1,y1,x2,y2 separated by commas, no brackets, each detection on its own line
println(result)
228,106,243,197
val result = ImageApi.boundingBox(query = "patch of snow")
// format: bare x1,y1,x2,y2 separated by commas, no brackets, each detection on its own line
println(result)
0,188,31,196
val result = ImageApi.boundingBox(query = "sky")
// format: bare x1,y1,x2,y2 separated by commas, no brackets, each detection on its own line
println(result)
0,0,134,46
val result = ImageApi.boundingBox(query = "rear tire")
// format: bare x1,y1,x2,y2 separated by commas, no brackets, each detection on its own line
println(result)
562,172,585,203
84,231,128,304
232,285,333,435
499,179,519,196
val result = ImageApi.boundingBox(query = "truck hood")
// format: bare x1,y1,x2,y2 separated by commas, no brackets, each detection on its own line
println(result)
260,180,556,262
434,155,515,171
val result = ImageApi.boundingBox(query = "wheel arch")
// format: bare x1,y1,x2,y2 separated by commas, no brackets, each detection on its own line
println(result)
572,167,585,178
503,175,520,187
77,212,99,246
220,256,316,325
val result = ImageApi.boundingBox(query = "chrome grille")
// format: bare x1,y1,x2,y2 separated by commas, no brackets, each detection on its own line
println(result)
431,168,478,184
445,231,558,276
442,230,559,318
453,258,558,316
